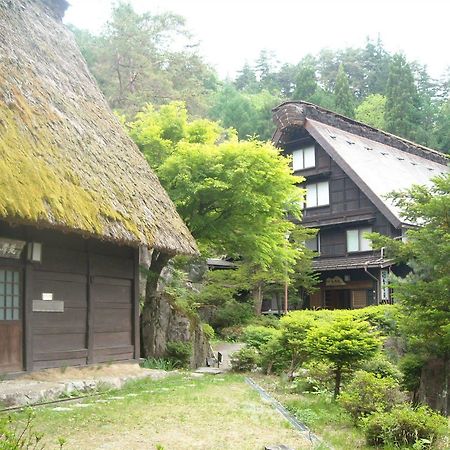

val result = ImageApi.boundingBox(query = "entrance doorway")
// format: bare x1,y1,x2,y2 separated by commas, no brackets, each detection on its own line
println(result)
324,289,351,309
0,269,23,373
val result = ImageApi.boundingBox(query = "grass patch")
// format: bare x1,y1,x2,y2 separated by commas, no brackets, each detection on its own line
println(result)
253,375,370,449
4,374,310,450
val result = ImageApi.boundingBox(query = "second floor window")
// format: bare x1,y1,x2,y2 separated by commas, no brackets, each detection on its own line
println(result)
346,227,372,252
306,181,329,208
292,145,315,171
305,233,320,253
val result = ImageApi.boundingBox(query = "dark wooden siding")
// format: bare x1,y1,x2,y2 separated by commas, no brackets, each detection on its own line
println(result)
286,140,395,258
0,222,138,372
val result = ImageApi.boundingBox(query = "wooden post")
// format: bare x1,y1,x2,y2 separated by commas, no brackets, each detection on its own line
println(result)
86,243,94,364
133,247,140,361
23,262,34,372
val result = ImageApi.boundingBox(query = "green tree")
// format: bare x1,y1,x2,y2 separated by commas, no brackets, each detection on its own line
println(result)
362,37,391,96
209,83,280,140
369,174,450,414
293,64,318,101
129,102,313,309
355,94,387,129
71,2,217,116
384,54,421,141
279,312,316,380
434,99,450,152
334,64,355,117
234,62,258,93
306,317,380,398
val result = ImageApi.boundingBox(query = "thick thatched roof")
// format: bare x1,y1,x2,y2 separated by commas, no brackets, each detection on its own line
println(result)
0,0,197,255
273,101,449,227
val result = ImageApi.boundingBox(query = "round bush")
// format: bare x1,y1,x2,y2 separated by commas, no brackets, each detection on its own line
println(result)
339,370,406,421
230,347,259,372
364,405,447,447
242,325,280,350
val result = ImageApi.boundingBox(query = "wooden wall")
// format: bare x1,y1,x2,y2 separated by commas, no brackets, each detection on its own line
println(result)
0,222,139,373
286,140,397,258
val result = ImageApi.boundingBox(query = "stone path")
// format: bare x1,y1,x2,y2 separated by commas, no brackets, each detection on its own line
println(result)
212,342,245,370
0,364,169,409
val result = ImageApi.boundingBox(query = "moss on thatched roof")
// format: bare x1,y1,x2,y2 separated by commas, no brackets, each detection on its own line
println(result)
0,0,197,255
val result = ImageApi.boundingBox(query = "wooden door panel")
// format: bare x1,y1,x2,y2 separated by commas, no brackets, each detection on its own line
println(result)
0,323,22,371
0,269,23,372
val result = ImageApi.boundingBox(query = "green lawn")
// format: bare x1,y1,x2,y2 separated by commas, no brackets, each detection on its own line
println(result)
7,374,312,450
253,375,450,450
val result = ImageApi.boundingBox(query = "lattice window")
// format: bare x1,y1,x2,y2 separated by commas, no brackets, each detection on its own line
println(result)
0,270,20,321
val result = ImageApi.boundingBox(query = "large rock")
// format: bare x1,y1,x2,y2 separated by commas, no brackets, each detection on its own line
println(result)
418,357,449,415
142,292,213,369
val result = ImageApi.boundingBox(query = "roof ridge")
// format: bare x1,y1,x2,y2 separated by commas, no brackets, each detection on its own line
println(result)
273,101,448,165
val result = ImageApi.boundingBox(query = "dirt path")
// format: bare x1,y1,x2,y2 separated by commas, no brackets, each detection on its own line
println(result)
212,342,245,370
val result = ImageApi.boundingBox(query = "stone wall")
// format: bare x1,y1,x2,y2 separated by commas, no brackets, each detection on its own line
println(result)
418,357,449,415
141,292,213,369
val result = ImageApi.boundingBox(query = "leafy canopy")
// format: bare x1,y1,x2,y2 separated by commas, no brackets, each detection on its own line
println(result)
369,174,450,357
129,102,305,275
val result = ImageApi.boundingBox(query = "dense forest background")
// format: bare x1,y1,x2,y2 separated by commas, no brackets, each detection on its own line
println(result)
70,3,450,152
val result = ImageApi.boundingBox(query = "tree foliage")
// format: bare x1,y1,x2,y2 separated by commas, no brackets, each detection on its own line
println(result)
334,64,355,117
129,102,312,286
369,174,450,358
355,94,387,129
384,54,422,141
70,2,217,117
305,317,380,398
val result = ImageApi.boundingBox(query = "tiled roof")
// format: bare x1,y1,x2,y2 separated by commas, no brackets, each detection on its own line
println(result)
312,255,393,271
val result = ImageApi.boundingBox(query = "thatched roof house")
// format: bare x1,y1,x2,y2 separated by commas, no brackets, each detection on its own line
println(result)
0,0,197,255
0,0,196,375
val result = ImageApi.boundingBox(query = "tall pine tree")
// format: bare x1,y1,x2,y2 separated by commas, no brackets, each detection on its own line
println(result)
334,63,355,117
384,54,420,141
293,64,318,101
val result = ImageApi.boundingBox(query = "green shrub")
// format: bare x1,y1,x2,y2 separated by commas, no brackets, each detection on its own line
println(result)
248,314,281,329
353,304,401,336
0,409,64,449
364,405,447,447
339,370,406,421
242,325,280,350
166,341,192,368
140,357,178,371
259,337,291,375
210,300,253,330
218,325,245,341
362,353,402,381
299,360,335,393
202,323,215,340
230,347,259,372
399,353,425,394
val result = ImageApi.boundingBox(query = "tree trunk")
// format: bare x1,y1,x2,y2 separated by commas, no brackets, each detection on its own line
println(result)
141,251,171,358
252,281,263,315
443,353,449,417
334,366,342,399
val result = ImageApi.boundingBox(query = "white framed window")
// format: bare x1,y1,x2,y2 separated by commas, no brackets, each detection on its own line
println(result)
305,233,320,253
292,145,315,171
346,227,372,252
306,181,329,208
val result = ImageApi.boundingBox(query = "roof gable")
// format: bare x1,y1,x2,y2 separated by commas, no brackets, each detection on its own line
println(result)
273,102,449,227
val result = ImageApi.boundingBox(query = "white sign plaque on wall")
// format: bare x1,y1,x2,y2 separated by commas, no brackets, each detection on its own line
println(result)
0,238,26,259
380,269,390,301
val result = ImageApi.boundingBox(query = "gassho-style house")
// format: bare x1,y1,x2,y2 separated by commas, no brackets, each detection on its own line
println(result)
0,0,197,376
265,101,449,312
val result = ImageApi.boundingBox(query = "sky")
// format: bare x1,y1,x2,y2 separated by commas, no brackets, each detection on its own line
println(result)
64,0,450,80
